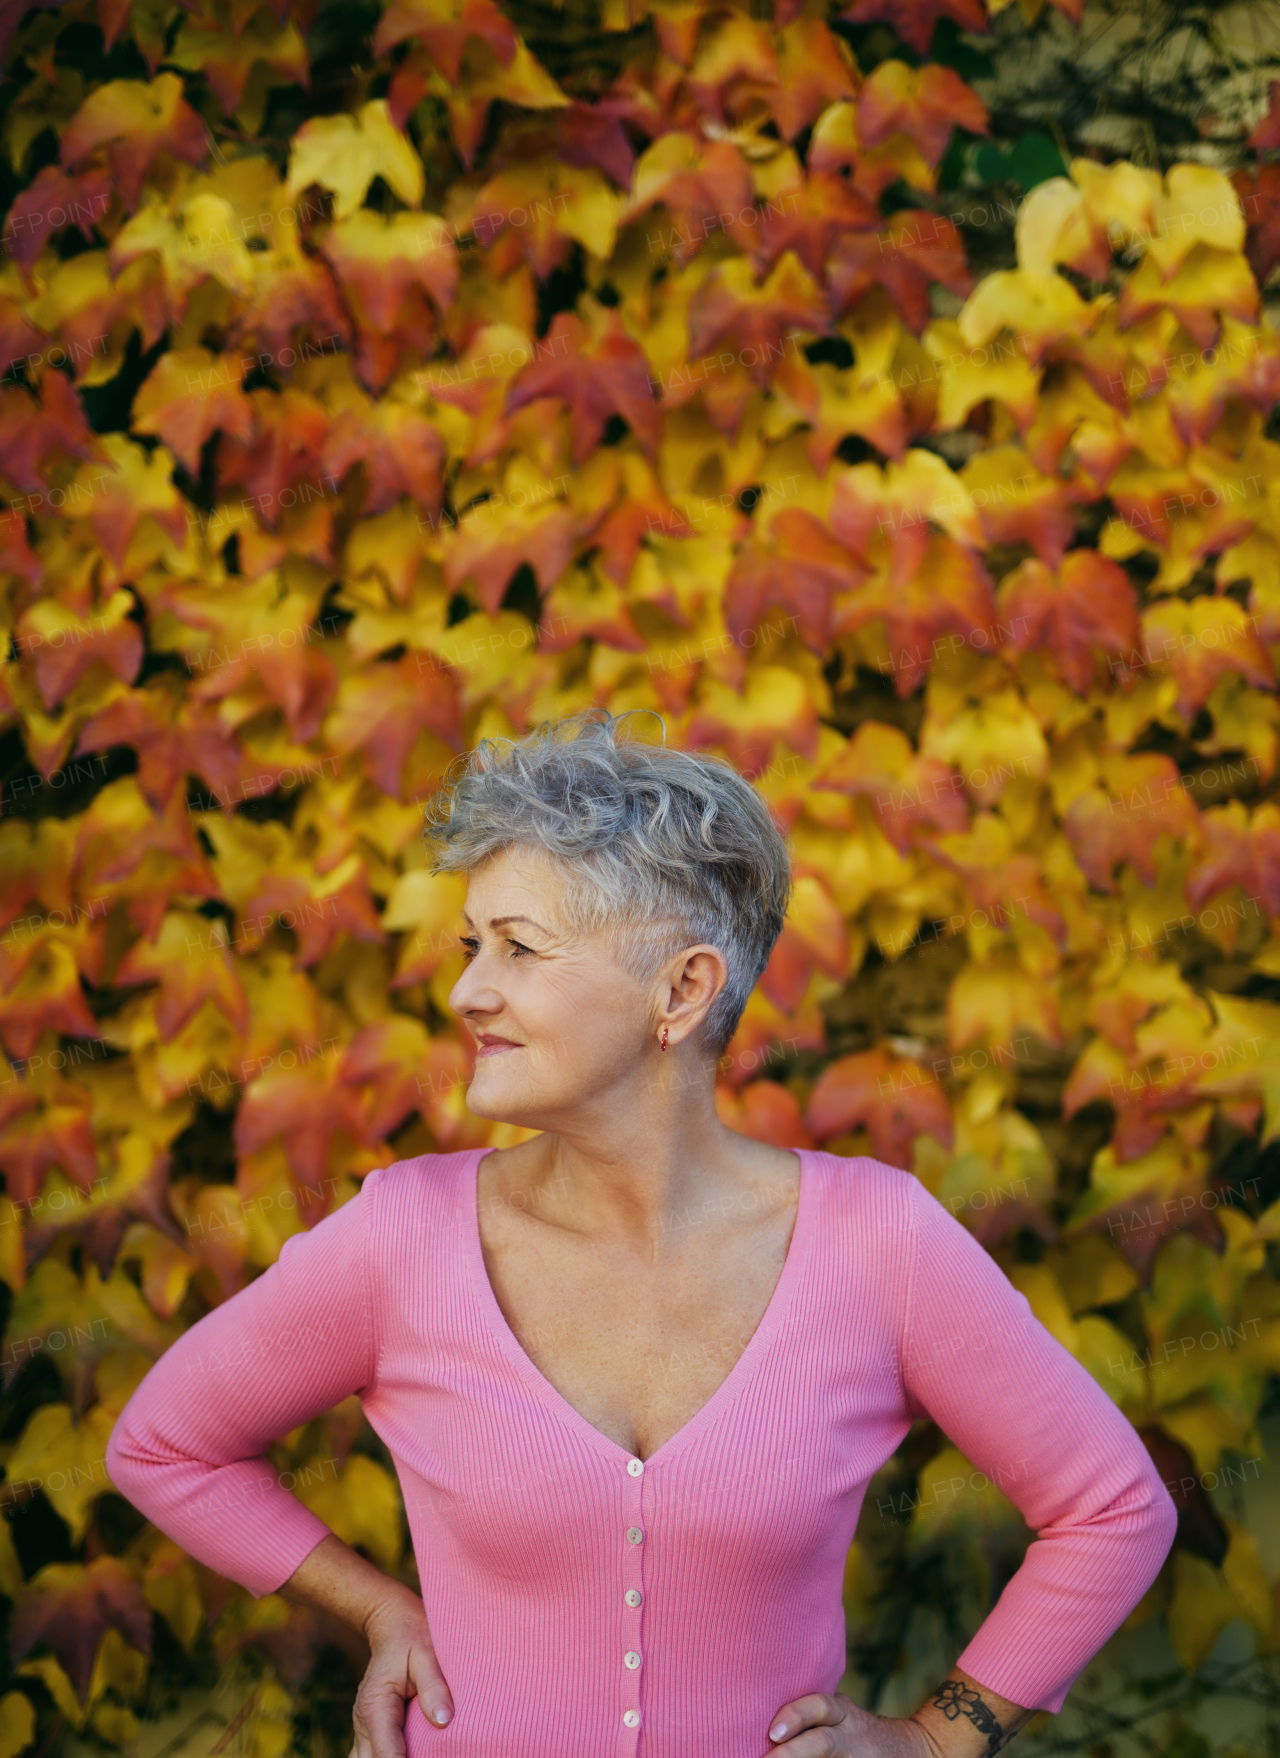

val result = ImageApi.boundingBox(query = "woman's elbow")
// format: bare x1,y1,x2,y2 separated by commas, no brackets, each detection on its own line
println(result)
1123,1442,1180,1566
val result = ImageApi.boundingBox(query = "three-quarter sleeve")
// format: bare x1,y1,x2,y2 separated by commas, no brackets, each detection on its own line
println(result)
900,1174,1177,1714
105,1169,381,1598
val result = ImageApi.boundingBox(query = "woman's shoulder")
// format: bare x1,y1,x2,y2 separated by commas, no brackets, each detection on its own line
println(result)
803,1150,934,1272
805,1148,920,1213
361,1147,478,1221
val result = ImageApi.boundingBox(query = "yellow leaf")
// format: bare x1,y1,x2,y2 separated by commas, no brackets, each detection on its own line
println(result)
286,99,423,219
15,1657,84,1729
1193,994,1280,1143
87,1628,147,1708
1147,165,1245,276
1169,1549,1237,1671
294,1453,402,1570
90,1702,140,1746
909,1444,1026,1545
0,1517,21,1597
958,269,1097,360
0,1692,35,1758
7,1402,117,1541
1221,1517,1274,1635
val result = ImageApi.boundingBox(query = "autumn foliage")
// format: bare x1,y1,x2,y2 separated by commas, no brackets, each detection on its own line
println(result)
0,0,1279,1746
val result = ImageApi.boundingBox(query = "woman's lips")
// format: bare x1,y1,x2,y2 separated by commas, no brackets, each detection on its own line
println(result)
476,1039,521,1058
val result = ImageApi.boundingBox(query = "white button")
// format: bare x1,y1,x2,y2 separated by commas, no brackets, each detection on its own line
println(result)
625,1589,642,1607
623,1711,640,1728
627,1458,644,1475
624,1651,641,1670
627,1526,644,1544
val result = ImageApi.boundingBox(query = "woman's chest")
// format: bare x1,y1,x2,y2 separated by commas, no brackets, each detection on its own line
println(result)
475,1201,800,1461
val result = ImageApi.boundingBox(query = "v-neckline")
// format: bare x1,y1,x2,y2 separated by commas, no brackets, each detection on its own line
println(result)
462,1145,815,1470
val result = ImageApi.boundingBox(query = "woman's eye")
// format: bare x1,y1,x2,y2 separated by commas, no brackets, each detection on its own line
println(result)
508,941,532,958
459,937,479,958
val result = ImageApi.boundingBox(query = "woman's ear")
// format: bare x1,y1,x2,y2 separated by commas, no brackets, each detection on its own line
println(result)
662,944,729,1041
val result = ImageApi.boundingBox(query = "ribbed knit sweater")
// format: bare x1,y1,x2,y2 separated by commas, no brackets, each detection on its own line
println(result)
106,1148,1178,1757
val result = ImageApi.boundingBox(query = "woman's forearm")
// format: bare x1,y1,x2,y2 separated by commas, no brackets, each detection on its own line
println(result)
279,1533,421,1639
909,1668,1035,1758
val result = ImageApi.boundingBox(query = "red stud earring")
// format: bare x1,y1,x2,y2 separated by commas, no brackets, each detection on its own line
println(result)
660,1027,669,1051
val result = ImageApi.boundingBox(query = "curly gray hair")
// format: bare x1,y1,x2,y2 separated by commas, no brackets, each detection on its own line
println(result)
422,709,793,1056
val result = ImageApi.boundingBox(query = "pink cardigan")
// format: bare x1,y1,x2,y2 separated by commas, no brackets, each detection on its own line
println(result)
107,1149,1177,1755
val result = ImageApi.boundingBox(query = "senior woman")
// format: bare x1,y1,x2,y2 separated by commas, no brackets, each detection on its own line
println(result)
107,710,1177,1758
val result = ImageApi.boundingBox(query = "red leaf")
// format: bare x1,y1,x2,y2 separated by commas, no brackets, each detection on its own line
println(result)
326,653,464,798
0,369,98,493
12,1559,151,1702
506,310,660,463
837,0,988,56
687,252,828,385
807,1047,952,1167
751,172,878,278
856,62,988,166
814,720,968,853
75,682,244,810
372,0,517,83
16,589,144,711
4,165,113,273
828,211,973,333
321,400,445,517
998,551,1140,694
60,73,208,212
216,387,331,520
725,509,865,653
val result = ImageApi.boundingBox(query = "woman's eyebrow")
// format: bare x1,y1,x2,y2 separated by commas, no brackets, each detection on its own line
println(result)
460,913,551,933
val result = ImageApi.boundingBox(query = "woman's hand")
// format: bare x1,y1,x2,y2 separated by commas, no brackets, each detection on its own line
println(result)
765,1669,1034,1758
279,1536,454,1758
352,1592,455,1758
764,1694,942,1758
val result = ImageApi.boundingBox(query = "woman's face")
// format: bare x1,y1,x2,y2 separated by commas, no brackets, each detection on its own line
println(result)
447,846,661,1129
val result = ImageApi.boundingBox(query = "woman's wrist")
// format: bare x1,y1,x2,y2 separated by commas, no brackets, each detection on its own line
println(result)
907,1669,1034,1758
280,1533,419,1643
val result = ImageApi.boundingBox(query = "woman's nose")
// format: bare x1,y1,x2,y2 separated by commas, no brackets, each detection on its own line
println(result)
448,954,500,1016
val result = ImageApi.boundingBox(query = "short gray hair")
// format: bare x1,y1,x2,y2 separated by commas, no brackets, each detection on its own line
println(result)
423,709,793,1056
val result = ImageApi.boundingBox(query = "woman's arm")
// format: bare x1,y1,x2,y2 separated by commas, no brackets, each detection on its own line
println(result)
766,1665,1033,1758
766,1169,1177,1758
892,1174,1177,1715
106,1170,384,1594
281,1535,454,1757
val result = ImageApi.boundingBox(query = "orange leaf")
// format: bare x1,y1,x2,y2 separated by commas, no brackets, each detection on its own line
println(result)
999,550,1140,694
725,509,865,654
60,73,208,212
717,1079,814,1149
807,1047,952,1167
131,347,255,475
1064,754,1201,892
856,61,988,167
768,20,858,140
837,0,987,56
115,911,249,1041
319,213,458,392
813,720,968,853
506,309,659,463
326,653,463,798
